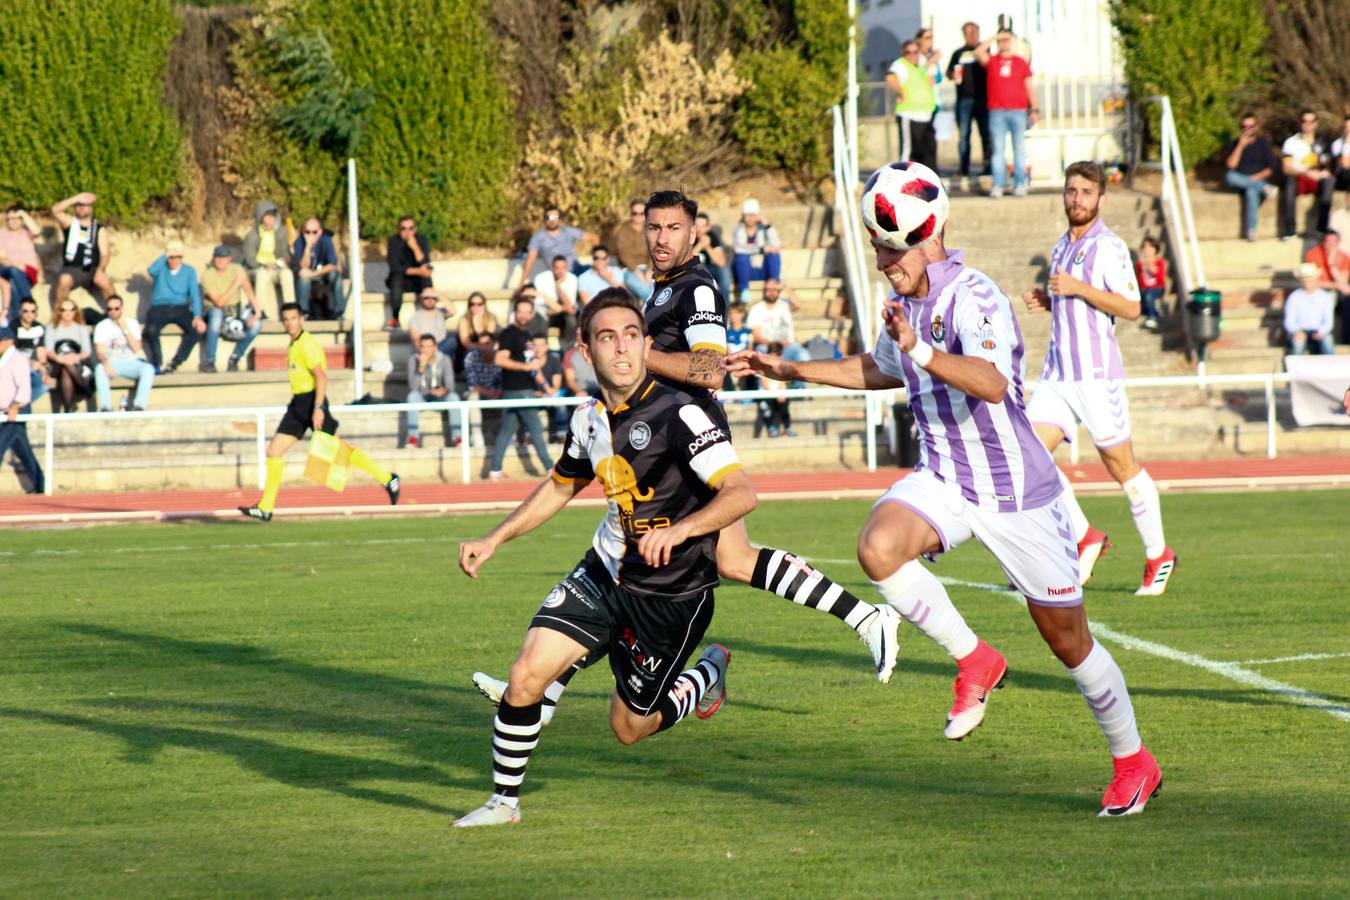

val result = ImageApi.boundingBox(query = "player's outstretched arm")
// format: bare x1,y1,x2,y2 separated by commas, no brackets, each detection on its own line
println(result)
638,468,758,568
646,347,725,391
459,475,587,578
725,349,905,391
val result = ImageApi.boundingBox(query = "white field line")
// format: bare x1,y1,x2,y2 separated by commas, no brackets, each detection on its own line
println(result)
932,576,1350,725
1235,652,1350,665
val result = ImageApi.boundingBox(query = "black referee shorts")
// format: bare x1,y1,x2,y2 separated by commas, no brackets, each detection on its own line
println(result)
530,550,715,716
276,391,340,439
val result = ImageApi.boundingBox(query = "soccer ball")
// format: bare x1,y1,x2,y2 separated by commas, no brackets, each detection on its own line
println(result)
860,161,950,251
221,315,248,341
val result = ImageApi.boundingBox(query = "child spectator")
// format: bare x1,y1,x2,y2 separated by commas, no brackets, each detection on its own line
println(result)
724,303,753,391
1135,237,1166,331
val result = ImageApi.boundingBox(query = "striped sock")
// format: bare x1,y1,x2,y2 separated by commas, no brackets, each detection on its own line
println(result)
258,456,285,513
348,447,392,485
751,548,875,632
1068,640,1141,758
491,700,541,800
656,657,718,733
540,665,577,723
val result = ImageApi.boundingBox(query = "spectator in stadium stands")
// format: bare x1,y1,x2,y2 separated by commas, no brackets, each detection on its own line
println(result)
610,198,650,273
43,298,92,412
144,240,204,374
976,29,1038,198
887,40,938,172
92,294,155,412
1284,262,1335,355
1224,113,1280,241
562,341,599,397
531,334,566,442
512,284,548,339
824,287,858,355
518,207,598,287
12,299,51,408
1303,230,1350,344
408,288,458,361
293,217,343,319
1279,110,1335,241
404,333,455,449
242,199,294,314
693,213,732,301
532,255,579,350
457,292,498,376
386,215,433,330
747,279,805,357
0,326,44,493
201,245,262,373
487,297,553,480
1135,236,1166,331
1330,190,1350,245
947,21,991,193
51,192,114,311
577,245,627,306
732,199,782,303
1330,115,1350,203
464,331,504,466
0,204,41,320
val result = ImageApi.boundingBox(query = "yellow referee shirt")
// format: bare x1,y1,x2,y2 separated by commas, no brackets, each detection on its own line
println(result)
287,331,326,394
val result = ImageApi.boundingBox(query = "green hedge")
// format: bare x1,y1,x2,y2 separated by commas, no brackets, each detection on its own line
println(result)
0,0,183,219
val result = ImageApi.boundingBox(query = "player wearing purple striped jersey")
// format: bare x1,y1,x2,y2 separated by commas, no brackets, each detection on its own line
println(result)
1021,162,1177,596
729,161,1162,816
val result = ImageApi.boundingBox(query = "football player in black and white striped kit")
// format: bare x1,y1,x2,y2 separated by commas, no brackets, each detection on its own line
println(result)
453,289,758,827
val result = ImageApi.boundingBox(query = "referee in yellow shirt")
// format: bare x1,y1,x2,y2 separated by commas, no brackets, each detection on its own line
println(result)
239,303,399,521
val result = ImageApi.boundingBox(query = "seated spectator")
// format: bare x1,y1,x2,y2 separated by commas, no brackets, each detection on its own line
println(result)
43,298,92,412
386,215,433,330
531,335,565,442
456,292,498,376
518,207,598,287
242,199,294,315
408,289,458,361
1303,230,1350,344
1279,110,1335,240
463,331,504,462
746,279,806,357
514,285,548,338
693,212,732,301
1332,115,1350,198
1224,114,1279,241
201,245,262,373
1284,263,1335,356
823,288,857,355
732,199,782,302
92,294,155,412
293,218,343,319
609,199,649,273
12,299,52,407
577,245,627,305
51,192,114,311
532,255,578,349
1135,236,1167,330
404,333,455,448
0,204,41,320
144,240,205,374
562,342,599,398
724,303,754,391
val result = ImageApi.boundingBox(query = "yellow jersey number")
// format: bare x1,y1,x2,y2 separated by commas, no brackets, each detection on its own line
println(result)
628,516,672,535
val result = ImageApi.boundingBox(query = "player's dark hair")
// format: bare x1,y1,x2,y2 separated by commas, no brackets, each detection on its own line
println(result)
645,190,698,224
280,302,302,316
578,287,646,342
1065,160,1107,193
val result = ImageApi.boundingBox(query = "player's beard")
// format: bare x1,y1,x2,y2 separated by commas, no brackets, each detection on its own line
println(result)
1065,200,1099,228
651,239,695,276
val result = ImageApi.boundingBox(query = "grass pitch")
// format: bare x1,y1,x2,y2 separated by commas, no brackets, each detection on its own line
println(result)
1,490,1347,897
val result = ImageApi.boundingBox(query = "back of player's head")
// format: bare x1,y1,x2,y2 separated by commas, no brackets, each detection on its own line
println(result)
280,302,302,316
645,190,698,224
1064,161,1107,193
579,287,646,343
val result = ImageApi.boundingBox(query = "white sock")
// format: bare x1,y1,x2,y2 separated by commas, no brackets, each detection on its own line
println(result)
1121,469,1165,558
1067,640,1141,758
1057,467,1090,542
872,560,979,660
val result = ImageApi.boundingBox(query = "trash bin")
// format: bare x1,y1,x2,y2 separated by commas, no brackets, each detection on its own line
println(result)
1186,289,1222,344
893,402,919,468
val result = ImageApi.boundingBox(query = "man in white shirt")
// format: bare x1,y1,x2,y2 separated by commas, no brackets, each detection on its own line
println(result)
93,295,156,411
1283,263,1335,356
1331,114,1350,196
531,255,579,348
746,280,803,353
576,245,627,304
1279,110,1335,240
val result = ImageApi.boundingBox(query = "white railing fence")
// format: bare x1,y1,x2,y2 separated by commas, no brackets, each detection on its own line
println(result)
14,372,1294,497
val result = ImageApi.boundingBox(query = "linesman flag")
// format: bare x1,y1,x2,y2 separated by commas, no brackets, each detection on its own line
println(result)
304,431,353,492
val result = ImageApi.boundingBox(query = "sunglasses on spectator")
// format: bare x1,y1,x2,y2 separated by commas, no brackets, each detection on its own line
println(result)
594,254,609,260
1302,116,1318,123
107,305,122,311
545,215,560,222
469,300,485,306
304,228,320,234
60,305,76,311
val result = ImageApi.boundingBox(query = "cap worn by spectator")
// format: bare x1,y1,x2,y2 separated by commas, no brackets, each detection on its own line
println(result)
741,198,761,216
165,239,185,257
213,245,232,259
1298,261,1321,279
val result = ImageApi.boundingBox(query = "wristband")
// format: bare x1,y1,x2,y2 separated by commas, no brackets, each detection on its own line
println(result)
905,340,934,368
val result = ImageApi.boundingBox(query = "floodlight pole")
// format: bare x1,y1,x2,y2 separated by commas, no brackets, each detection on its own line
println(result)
347,157,365,400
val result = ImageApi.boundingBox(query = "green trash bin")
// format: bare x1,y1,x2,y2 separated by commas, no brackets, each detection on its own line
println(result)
1185,289,1222,344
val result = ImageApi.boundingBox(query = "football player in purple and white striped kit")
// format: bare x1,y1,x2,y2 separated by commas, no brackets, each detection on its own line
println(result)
728,161,1163,816
1022,161,1177,596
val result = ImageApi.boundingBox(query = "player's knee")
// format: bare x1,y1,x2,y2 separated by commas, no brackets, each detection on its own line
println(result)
856,526,911,581
608,711,648,746
503,664,550,706
56,273,73,289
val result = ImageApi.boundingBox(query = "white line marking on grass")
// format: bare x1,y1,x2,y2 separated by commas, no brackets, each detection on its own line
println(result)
934,576,1350,725
1236,652,1350,665
2,536,460,559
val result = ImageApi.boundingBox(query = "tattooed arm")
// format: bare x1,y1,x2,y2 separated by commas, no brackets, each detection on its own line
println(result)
645,347,726,391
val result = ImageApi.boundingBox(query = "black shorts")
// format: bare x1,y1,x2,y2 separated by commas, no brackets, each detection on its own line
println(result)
530,549,715,716
276,391,339,439
57,266,98,293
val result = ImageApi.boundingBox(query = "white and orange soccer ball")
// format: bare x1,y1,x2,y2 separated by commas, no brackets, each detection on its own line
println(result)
860,161,950,251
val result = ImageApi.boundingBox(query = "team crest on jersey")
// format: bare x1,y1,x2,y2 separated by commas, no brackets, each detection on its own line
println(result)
930,314,946,342
629,421,651,450
652,287,673,307
542,586,566,609
1074,250,1087,265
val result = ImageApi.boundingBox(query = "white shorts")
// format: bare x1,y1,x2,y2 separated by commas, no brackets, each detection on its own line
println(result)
1026,379,1132,448
874,468,1083,606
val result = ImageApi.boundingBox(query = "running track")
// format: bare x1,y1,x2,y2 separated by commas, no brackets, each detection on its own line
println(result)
4,455,1349,527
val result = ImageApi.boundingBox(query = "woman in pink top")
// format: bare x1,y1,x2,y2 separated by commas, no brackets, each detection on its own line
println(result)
0,204,41,320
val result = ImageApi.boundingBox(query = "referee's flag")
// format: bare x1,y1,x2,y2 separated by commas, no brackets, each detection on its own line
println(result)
304,431,353,492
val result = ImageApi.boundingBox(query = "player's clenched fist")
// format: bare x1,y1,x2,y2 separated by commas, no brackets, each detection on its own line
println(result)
459,539,497,577
881,300,916,352
638,522,690,568
1022,287,1051,313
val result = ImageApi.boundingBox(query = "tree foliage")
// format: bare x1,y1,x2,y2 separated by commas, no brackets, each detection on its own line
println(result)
1258,0,1350,133
0,0,184,219
1110,0,1270,165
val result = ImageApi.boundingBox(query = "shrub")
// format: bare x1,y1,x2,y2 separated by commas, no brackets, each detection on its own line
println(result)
0,0,184,220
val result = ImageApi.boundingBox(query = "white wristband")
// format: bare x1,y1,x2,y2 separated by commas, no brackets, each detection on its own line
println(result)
905,340,934,368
